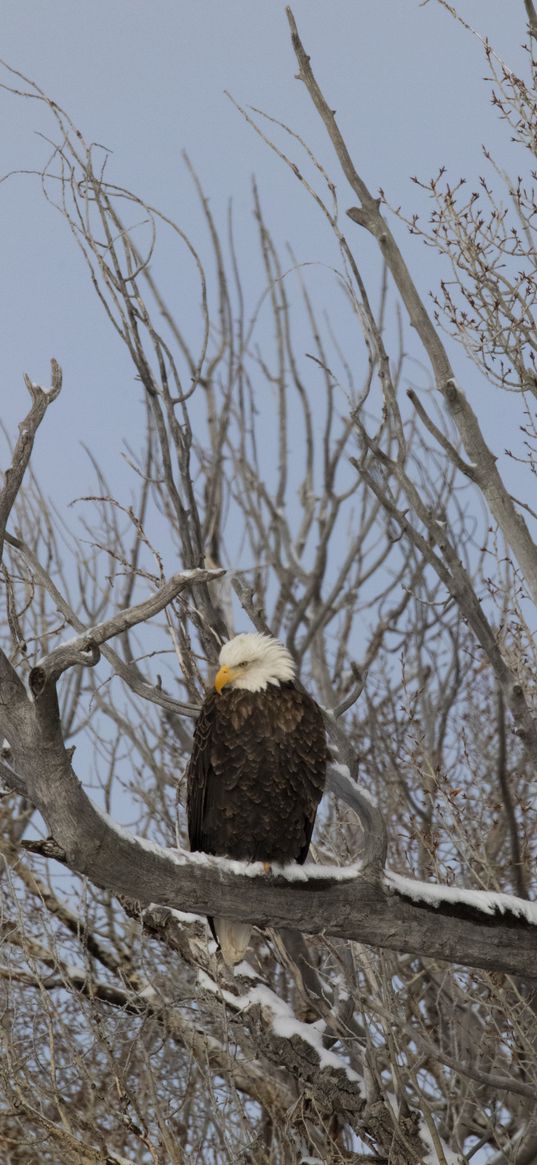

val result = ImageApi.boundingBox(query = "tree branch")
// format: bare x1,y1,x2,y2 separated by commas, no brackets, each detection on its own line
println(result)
5,613,534,981
11,748,537,980
524,0,537,40
28,566,225,692
352,450,537,771
406,388,477,480
326,763,387,871
0,361,62,563
496,687,529,900
286,7,537,612
6,532,203,717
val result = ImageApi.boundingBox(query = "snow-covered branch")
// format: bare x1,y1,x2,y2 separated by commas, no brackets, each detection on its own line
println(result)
7,759,537,979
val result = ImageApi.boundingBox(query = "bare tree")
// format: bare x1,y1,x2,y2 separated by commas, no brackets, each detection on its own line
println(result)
2,3,537,1161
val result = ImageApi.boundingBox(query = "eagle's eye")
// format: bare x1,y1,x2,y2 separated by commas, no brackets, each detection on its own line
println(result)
237,660,249,669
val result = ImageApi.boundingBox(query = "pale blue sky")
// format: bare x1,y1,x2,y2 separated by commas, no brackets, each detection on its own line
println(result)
0,1,527,516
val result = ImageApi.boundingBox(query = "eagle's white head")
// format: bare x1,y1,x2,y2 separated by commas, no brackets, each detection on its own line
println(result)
214,633,295,694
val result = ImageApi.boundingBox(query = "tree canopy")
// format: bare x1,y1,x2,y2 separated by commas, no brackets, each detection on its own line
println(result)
2,4,537,1162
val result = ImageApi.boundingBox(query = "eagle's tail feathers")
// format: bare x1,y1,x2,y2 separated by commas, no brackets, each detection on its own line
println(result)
214,918,252,966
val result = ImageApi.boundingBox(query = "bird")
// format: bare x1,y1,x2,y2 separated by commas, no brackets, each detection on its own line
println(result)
186,632,328,965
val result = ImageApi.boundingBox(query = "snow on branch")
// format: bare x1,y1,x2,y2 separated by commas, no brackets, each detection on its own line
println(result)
386,869,537,927
103,824,363,884
199,971,363,1086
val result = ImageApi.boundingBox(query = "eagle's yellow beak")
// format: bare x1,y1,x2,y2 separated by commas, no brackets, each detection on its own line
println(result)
214,664,239,694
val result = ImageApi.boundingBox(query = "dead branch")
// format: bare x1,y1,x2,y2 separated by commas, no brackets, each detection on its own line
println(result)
0,360,61,562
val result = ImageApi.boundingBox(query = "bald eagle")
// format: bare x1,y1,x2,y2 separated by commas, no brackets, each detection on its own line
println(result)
187,633,327,965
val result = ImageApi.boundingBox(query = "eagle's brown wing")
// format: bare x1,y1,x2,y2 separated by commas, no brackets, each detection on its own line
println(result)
186,684,327,865
186,691,218,856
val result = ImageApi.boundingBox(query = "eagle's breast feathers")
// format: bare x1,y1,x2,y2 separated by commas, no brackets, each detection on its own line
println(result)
187,682,327,865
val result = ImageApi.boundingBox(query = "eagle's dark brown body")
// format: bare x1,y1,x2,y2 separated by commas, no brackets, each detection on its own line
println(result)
187,683,327,866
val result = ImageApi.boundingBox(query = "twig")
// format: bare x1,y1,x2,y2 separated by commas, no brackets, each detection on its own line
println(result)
407,388,477,480
524,0,537,40
496,687,529,899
